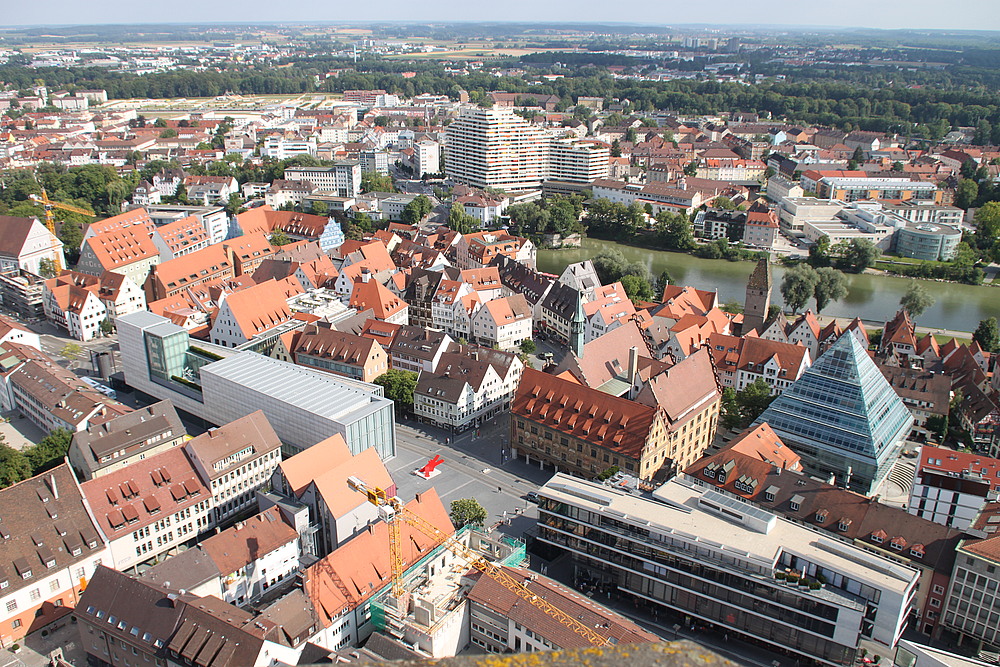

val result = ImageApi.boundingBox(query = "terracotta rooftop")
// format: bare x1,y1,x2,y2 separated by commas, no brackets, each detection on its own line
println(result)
83,224,159,270
304,489,452,624
0,464,105,595
199,506,297,576
183,411,281,480
80,447,209,535
467,566,659,650
514,367,657,460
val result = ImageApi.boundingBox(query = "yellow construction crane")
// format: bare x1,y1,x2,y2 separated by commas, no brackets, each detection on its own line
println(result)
29,189,95,235
28,190,96,271
347,477,612,648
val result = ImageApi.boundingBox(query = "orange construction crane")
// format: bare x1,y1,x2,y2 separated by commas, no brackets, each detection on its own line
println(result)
347,477,613,648
28,189,95,271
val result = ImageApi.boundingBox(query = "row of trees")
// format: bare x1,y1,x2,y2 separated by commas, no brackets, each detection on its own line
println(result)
0,429,73,489
780,264,849,314
505,195,586,240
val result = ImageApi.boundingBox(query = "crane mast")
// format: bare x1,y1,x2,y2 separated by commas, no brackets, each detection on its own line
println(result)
347,477,612,648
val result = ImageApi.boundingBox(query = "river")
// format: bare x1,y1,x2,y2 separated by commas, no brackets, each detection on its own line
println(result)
537,238,1000,334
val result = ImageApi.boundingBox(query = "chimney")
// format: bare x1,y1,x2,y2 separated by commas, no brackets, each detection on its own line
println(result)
627,346,639,384
360,268,371,283
49,473,58,500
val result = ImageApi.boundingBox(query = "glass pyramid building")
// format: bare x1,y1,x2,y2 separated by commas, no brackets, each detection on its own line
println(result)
752,332,913,495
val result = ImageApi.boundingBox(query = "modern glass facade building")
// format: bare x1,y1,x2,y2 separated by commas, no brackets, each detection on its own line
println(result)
118,311,396,459
536,474,918,667
752,333,913,495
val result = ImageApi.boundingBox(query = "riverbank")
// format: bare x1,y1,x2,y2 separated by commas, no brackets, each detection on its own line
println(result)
537,238,1000,333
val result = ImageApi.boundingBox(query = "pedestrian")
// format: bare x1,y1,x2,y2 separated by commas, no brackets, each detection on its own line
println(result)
498,486,502,493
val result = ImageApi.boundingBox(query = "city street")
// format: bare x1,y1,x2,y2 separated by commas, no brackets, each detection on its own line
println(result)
391,416,554,541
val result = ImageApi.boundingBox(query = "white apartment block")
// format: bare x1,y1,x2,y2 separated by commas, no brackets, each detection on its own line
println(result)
548,138,610,183
262,135,318,160
285,162,362,198
445,107,549,192
415,140,441,177
78,447,213,573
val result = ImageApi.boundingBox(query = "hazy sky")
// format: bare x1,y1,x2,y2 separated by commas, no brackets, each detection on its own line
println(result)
4,0,1000,32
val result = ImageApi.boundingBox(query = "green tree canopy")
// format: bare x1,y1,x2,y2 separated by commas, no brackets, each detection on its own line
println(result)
813,267,848,313
780,263,819,314
838,239,881,273
974,317,1000,353
620,274,655,302
401,195,433,225
360,171,395,194
374,369,418,412
899,281,935,317
450,498,487,528
25,428,73,475
0,441,32,489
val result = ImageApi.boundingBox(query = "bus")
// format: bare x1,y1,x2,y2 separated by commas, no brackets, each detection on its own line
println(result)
81,376,117,400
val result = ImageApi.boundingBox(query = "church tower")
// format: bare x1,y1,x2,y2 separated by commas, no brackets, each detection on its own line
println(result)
743,256,772,335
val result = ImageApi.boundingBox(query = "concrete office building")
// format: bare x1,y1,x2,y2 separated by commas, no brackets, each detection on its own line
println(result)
117,311,396,459
536,474,919,666
895,222,963,261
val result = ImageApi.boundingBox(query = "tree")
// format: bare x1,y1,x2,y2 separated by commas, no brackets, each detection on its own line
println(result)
59,219,83,257
100,318,114,335
59,343,83,360
812,267,848,313
450,498,487,528
401,195,433,225
37,258,58,279
736,378,776,427
153,118,167,128
0,441,32,489
225,193,245,217
809,234,831,266
360,171,395,193
780,264,819,314
620,274,655,302
448,203,477,234
892,161,905,172
174,181,189,204
269,229,291,246
899,282,935,317
851,146,865,163
838,239,881,273
655,269,672,296
159,128,178,139
925,414,948,441
519,339,536,355
720,387,741,430
683,160,699,176
655,210,695,251
955,179,979,210
25,428,73,475
374,369,418,412
974,317,1000,353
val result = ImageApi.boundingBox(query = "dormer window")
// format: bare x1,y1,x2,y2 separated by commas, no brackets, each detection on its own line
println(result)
717,473,726,484
871,533,884,544
815,511,828,523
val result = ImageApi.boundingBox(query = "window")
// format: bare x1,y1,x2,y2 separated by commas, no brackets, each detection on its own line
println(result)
29,588,41,601
11,619,21,629
5,600,16,613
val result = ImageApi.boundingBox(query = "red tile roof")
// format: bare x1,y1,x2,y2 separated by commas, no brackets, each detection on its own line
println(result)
513,368,658,460
304,489,452,624
80,447,209,535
